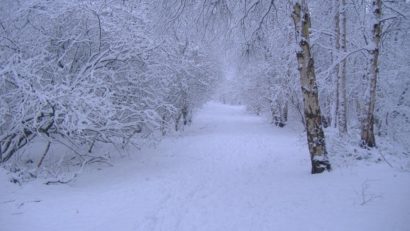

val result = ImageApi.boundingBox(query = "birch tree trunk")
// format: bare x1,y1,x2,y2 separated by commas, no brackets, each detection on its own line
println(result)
360,0,382,148
334,0,341,129
292,1,331,174
338,0,348,134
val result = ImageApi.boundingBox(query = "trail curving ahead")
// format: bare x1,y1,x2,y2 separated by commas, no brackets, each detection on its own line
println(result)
1,102,409,231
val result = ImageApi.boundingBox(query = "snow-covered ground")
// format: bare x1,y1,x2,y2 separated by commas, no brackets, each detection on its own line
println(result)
1,102,409,231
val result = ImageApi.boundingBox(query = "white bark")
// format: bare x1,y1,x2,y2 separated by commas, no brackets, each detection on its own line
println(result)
292,1,331,174
338,0,348,134
334,0,341,129
361,0,381,148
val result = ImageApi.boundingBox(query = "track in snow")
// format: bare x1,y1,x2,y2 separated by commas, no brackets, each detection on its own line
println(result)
1,101,409,231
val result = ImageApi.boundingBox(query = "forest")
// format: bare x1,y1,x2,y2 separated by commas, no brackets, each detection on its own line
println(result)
0,0,409,230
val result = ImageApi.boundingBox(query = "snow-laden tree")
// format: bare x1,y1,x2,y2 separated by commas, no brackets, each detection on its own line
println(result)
0,0,219,177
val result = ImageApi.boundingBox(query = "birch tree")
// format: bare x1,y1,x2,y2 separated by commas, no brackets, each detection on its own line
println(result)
360,0,382,148
292,1,331,173
336,0,348,134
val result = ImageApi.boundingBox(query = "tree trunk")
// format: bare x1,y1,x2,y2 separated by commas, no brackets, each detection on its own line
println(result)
338,0,348,134
361,0,381,148
334,0,341,129
161,115,167,136
182,106,189,125
292,1,331,174
271,106,280,125
175,113,182,131
281,101,288,126
272,101,287,128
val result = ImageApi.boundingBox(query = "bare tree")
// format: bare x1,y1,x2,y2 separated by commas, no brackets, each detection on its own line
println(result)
292,0,331,174
337,0,348,135
360,0,382,148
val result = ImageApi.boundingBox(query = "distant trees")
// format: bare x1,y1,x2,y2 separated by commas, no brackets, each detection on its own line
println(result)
0,0,219,172
234,1,301,128
155,0,409,173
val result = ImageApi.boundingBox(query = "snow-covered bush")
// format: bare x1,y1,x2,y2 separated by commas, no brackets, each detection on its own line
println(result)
0,0,219,179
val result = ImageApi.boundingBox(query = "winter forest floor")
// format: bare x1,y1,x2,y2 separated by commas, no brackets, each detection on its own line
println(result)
1,102,409,231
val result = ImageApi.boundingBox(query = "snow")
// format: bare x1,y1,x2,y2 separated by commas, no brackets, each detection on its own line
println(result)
1,101,409,231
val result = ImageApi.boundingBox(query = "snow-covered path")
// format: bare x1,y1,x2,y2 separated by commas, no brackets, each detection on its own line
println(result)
1,102,409,231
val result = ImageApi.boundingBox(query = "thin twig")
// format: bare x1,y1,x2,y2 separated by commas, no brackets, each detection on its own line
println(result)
37,141,51,168
378,149,393,168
